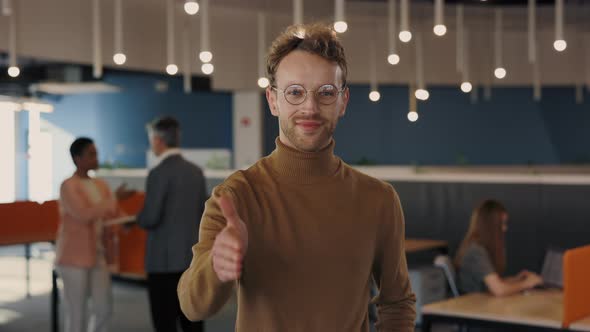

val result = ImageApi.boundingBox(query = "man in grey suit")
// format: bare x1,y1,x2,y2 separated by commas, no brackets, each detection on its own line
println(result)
137,116,206,332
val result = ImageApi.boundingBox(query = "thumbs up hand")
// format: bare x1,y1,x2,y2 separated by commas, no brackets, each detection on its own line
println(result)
211,195,249,282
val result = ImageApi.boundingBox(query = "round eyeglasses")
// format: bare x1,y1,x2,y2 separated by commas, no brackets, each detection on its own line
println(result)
272,84,345,105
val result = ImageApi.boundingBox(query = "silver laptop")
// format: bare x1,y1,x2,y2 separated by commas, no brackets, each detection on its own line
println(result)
538,248,564,289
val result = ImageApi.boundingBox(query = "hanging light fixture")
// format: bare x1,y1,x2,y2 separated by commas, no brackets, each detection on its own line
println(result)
333,0,347,33
456,5,463,73
92,0,102,78
553,0,566,52
387,0,400,65
433,0,446,37
484,44,492,101
182,16,192,93
257,12,269,88
494,68,506,79
201,63,214,75
461,29,472,93
166,0,178,75
7,67,20,78
257,77,269,89
113,0,126,65
293,0,303,25
184,0,199,15
532,41,542,101
407,84,418,122
414,33,429,101
414,90,429,101
7,1,19,78
399,0,411,42
199,0,212,63
528,0,536,64
2,0,12,16
530,0,541,101
576,31,585,103
461,83,472,93
494,9,506,79
369,39,380,102
369,91,381,102
166,64,179,75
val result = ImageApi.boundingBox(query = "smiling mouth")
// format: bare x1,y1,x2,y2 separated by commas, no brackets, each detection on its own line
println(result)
296,121,323,131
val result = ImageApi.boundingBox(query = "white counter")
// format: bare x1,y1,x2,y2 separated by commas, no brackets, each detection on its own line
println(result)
97,165,590,191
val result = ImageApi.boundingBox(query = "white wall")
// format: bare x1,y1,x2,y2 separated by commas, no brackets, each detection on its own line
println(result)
41,119,76,200
232,91,263,169
0,109,16,203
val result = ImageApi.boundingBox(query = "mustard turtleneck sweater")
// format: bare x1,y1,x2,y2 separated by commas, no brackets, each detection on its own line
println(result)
178,138,416,331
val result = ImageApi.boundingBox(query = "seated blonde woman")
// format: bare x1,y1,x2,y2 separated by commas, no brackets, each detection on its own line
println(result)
454,200,543,296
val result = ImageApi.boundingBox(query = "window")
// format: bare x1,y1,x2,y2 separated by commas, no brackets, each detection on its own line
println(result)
0,109,16,203
28,110,53,202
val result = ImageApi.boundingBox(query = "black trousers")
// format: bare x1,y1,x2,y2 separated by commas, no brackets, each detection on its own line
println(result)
147,272,204,332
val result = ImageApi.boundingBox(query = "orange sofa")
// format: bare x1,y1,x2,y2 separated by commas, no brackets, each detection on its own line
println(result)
0,201,59,245
115,193,147,278
0,194,149,279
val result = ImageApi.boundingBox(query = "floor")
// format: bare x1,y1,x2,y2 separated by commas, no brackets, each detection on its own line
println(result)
0,244,454,332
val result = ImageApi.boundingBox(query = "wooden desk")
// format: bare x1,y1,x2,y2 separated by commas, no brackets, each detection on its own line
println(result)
405,238,448,253
571,316,590,331
422,289,564,331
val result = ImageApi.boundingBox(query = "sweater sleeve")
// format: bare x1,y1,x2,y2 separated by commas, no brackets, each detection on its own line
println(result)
60,179,111,224
372,185,417,332
177,185,236,321
97,179,126,219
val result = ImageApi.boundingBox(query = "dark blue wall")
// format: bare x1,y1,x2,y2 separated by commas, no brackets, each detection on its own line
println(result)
264,84,590,165
42,72,233,168
18,77,590,184
539,88,590,164
13,78,590,200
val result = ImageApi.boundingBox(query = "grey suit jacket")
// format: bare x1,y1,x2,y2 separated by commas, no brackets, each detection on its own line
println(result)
137,154,207,273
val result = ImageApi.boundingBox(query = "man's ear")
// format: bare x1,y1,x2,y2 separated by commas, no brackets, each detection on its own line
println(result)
339,87,350,117
266,87,279,117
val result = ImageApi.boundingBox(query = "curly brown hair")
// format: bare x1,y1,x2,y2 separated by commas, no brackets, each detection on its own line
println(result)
266,23,348,88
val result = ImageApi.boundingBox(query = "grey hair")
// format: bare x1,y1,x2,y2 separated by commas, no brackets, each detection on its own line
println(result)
147,116,180,148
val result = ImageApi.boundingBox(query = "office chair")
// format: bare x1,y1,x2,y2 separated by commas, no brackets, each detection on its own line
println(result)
434,254,460,298
434,255,468,332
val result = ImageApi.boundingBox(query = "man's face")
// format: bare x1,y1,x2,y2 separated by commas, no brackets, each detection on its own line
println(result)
266,50,349,152
75,143,99,170
148,133,165,157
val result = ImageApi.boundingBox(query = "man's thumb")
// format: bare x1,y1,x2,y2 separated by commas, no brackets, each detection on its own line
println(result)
219,195,240,227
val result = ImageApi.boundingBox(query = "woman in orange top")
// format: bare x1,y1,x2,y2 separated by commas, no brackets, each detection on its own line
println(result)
55,137,122,332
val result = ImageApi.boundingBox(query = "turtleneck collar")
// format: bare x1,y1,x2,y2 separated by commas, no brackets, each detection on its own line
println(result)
267,137,341,181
